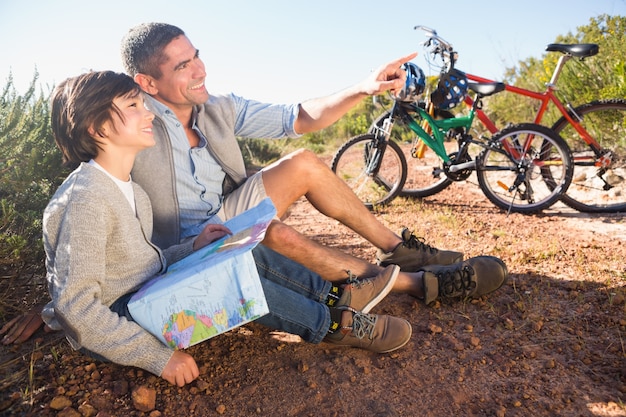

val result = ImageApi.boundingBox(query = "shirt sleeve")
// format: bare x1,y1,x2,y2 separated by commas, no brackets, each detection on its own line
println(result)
229,93,302,139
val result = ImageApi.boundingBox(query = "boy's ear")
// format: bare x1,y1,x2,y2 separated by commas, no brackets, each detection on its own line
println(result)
134,73,158,95
88,125,106,139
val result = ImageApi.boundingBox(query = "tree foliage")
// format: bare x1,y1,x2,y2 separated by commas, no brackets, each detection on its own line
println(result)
485,14,626,128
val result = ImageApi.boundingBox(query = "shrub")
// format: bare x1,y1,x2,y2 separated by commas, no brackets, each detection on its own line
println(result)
0,73,67,267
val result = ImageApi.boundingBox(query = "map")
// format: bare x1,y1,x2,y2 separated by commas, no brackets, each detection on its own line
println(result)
128,198,275,349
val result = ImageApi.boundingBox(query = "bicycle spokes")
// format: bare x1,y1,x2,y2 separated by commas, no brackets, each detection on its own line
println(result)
477,124,573,214
550,100,626,212
331,134,407,209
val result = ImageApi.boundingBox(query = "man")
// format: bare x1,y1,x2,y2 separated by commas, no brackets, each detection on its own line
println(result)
122,22,507,302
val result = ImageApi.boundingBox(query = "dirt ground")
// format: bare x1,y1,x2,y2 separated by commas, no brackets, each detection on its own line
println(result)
1,174,625,417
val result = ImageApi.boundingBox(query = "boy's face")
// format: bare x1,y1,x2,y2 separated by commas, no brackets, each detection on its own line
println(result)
149,35,209,110
101,93,156,152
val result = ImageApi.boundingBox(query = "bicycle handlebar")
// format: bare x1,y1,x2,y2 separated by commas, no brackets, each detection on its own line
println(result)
414,25,457,70
414,26,453,50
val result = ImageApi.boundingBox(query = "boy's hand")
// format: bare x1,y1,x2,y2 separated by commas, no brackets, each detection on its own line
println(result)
161,351,200,387
193,224,232,250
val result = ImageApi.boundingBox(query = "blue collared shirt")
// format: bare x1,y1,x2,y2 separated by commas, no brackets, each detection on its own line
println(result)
144,94,299,240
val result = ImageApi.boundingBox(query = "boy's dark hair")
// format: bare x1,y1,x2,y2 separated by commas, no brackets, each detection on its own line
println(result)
50,71,142,167
120,22,185,79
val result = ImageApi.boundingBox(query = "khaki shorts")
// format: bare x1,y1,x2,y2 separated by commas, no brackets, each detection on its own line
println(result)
217,171,278,222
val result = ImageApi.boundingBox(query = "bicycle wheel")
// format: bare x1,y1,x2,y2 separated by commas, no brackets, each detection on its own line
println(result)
370,109,455,197
477,123,573,214
331,133,407,209
550,99,626,213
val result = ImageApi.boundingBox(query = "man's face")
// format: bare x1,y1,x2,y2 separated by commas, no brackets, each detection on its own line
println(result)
150,35,209,110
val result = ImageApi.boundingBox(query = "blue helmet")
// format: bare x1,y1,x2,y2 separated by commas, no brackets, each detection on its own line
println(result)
395,62,426,102
430,68,468,109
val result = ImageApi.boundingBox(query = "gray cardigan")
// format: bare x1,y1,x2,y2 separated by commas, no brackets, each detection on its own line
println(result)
42,163,194,376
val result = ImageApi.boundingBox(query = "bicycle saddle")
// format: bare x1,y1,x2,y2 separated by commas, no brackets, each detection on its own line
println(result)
467,82,505,97
545,43,599,58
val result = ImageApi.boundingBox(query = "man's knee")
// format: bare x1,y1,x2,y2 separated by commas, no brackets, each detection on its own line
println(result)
284,148,329,177
264,221,301,248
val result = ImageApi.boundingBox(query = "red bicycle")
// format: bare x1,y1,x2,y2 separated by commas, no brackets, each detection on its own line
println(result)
372,26,626,213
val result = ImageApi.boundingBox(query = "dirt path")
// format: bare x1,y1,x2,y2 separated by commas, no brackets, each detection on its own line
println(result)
1,180,625,416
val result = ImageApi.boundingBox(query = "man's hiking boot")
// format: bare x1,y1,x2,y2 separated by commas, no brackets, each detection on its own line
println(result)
336,265,399,314
377,228,463,271
324,309,412,353
420,256,508,305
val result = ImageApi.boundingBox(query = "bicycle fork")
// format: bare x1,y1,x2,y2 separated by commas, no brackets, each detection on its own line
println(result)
367,119,394,176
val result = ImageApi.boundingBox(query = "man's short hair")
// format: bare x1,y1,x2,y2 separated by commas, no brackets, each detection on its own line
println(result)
121,22,185,79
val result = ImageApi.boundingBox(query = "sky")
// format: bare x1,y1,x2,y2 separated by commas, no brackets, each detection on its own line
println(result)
1,0,625,103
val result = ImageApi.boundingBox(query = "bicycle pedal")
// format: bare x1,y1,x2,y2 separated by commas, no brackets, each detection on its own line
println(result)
497,181,510,192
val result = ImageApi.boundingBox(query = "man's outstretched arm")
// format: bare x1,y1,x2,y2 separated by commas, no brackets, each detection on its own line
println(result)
294,52,417,134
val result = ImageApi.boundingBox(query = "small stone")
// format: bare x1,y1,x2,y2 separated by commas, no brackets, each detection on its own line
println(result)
216,404,226,414
612,293,625,305
112,380,129,396
50,395,72,410
196,379,210,392
131,385,156,412
89,394,109,410
57,407,81,417
428,323,442,334
503,318,514,330
77,403,96,417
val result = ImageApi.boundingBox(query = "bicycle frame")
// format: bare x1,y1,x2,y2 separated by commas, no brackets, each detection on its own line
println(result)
464,55,606,163
384,90,540,168
385,100,474,163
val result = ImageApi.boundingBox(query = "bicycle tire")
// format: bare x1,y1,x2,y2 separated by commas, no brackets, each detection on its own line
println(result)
550,99,626,213
476,123,573,214
331,133,407,209
369,109,455,197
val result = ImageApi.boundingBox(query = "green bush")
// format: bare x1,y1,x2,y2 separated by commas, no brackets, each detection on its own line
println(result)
0,73,68,267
